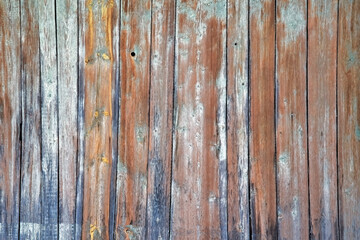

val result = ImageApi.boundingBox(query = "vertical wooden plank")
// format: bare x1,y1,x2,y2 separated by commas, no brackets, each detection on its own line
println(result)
38,0,59,237
56,0,78,239
308,0,338,238
80,0,118,239
275,0,309,239
146,0,175,239
19,0,42,238
227,0,250,239
0,1,21,239
249,0,277,238
170,0,227,238
115,0,151,238
338,0,360,238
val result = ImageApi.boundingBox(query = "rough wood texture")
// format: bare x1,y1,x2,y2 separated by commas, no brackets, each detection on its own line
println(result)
0,1,21,239
338,0,360,239
249,0,277,238
308,0,338,239
146,0,175,239
115,0,151,238
39,0,59,238
170,0,227,239
227,0,250,239
275,0,309,239
56,0,78,239
80,0,118,239
19,0,42,238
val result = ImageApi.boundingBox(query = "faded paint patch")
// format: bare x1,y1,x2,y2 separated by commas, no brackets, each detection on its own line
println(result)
280,1,306,44
135,124,147,143
346,44,359,70
355,125,360,141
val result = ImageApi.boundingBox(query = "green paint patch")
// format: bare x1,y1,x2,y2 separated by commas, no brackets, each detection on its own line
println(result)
346,44,359,70
279,151,290,165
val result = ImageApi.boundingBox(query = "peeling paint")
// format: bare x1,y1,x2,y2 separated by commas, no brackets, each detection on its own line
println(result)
280,1,306,44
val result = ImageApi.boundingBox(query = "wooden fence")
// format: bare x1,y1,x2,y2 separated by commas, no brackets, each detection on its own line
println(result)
0,0,359,239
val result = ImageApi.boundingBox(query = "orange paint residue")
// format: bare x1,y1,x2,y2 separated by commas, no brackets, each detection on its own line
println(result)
86,0,95,57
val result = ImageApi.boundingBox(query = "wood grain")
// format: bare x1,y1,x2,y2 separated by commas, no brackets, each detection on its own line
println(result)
227,0,250,239
146,0,175,239
308,0,338,239
19,0,42,238
170,0,227,238
249,0,277,238
56,0,78,239
338,0,360,239
39,0,59,238
115,0,151,238
80,0,118,238
0,1,21,239
275,0,309,239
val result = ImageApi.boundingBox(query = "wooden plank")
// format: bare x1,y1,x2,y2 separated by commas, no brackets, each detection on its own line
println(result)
227,0,250,239
170,0,227,238
115,0,151,238
19,0,42,238
80,0,118,238
38,0,59,237
146,0,175,239
338,0,360,239
0,1,21,239
56,0,78,239
275,0,309,239
308,0,338,238
249,0,277,238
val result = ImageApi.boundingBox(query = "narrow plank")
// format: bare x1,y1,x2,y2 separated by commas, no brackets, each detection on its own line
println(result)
56,0,78,239
249,0,277,238
115,0,151,238
19,0,42,238
146,0,175,239
80,0,118,239
275,0,309,239
170,0,227,238
227,0,250,238
308,0,338,238
338,0,360,239
0,1,21,239
38,0,59,237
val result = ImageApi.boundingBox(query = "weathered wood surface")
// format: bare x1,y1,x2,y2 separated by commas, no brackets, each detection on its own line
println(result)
338,0,360,239
1,0,359,239
308,0,339,239
276,0,308,239
249,0,277,238
0,1,21,239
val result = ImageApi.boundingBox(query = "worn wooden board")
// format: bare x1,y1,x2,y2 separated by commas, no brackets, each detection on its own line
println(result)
170,0,227,239
19,0,42,238
56,0,78,239
275,0,309,239
0,1,21,239
80,0,119,239
249,0,277,238
338,0,360,239
39,0,59,238
146,0,175,239
227,0,250,239
115,0,151,238
308,0,339,238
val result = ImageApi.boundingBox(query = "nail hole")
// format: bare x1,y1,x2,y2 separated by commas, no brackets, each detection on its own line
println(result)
131,52,136,57
234,42,237,46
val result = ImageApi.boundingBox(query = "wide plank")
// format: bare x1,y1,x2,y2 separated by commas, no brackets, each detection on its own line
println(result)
115,0,151,238
338,0,360,238
249,0,277,238
227,0,250,238
275,0,309,239
170,0,227,238
146,0,175,239
0,1,21,239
